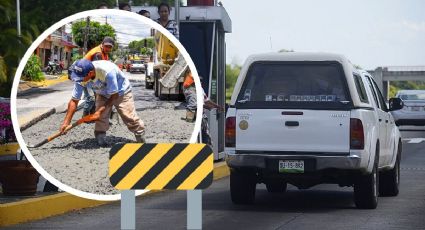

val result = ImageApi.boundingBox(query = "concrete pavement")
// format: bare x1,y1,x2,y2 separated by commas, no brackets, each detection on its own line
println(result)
17,76,74,131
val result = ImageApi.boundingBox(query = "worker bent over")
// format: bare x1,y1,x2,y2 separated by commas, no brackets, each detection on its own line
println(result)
183,69,196,122
61,59,145,146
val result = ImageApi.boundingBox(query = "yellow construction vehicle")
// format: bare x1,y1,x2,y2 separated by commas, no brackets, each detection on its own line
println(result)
152,32,187,100
143,4,232,160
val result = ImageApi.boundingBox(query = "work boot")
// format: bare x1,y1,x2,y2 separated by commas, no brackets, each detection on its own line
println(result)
134,130,145,143
185,110,196,123
95,132,107,147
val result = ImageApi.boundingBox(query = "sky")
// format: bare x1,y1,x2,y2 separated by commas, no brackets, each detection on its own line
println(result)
91,15,151,46
220,0,425,70
84,0,425,70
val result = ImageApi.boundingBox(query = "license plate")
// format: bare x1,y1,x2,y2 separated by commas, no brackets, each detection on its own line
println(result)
411,107,420,111
279,160,304,173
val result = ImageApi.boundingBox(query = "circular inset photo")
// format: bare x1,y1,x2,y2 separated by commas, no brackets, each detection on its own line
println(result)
11,9,203,200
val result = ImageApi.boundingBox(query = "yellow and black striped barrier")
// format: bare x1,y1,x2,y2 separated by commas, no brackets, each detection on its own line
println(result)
109,143,213,190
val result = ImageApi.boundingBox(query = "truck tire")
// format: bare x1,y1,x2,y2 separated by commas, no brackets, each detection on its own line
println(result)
145,78,153,89
379,141,401,196
158,84,168,100
354,147,379,209
266,180,287,193
230,169,256,204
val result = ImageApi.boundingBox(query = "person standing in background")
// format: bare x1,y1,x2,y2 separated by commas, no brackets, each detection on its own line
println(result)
156,2,179,39
138,9,151,18
119,2,131,11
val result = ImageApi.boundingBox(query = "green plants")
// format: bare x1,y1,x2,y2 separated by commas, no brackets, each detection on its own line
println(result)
22,54,44,82
0,101,15,144
71,53,83,63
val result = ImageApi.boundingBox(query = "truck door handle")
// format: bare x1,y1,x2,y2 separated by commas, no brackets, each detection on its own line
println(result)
285,121,299,127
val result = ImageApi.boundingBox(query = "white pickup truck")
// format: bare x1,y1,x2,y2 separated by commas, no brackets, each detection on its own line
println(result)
225,52,404,209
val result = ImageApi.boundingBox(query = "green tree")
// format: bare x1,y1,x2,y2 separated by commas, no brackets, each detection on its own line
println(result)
71,20,116,50
0,0,116,97
128,38,154,53
0,0,34,97
0,56,7,83
389,81,425,97
20,0,116,36
225,64,241,102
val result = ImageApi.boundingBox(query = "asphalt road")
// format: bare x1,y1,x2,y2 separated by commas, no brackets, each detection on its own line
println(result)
7,127,425,230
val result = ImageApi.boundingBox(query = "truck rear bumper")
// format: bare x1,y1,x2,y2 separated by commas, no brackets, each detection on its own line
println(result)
226,152,363,171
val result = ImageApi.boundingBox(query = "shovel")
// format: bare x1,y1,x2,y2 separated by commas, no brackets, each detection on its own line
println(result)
27,114,96,148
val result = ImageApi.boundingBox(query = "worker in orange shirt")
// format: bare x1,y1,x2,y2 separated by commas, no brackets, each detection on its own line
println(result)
182,69,222,146
81,37,114,117
183,68,196,122
84,36,114,61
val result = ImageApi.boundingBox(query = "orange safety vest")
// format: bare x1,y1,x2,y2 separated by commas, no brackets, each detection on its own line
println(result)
183,72,194,88
84,45,109,61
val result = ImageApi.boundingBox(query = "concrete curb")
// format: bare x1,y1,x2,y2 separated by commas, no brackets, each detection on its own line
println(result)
0,161,230,227
19,108,56,131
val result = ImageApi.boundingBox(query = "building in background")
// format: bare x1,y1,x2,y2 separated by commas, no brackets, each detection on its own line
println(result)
35,25,78,69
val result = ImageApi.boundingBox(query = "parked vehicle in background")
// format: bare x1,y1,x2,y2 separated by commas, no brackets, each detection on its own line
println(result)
129,59,145,73
391,90,425,126
44,59,62,75
225,52,404,209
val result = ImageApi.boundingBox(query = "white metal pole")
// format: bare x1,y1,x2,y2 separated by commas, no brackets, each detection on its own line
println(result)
16,0,21,37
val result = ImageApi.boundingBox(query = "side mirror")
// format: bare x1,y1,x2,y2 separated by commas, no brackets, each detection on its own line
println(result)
389,97,404,111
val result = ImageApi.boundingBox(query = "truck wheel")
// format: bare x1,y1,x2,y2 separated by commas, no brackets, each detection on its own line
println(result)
145,79,153,89
379,142,401,196
266,180,287,193
354,148,379,209
230,169,256,204
158,85,168,100
145,78,151,89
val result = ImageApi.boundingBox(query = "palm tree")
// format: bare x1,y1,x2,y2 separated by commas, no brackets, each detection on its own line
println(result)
0,0,33,97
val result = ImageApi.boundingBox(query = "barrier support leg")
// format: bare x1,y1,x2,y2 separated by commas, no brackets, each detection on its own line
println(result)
121,190,136,230
187,190,202,230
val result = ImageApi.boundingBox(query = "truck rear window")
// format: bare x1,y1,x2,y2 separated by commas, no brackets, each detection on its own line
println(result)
236,61,352,109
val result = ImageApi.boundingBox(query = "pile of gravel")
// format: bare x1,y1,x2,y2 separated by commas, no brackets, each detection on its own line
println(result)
21,80,195,195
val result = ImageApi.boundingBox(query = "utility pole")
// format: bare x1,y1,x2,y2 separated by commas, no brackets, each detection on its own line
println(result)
83,17,90,55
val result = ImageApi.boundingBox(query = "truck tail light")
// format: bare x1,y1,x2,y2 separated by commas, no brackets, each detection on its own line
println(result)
225,116,236,147
350,118,364,149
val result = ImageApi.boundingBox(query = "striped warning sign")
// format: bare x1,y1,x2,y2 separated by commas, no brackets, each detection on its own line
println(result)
109,143,213,190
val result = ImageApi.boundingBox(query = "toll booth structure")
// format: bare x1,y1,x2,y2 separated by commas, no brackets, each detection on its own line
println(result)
180,6,232,160
143,6,232,160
